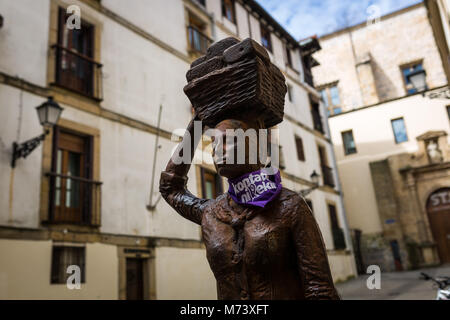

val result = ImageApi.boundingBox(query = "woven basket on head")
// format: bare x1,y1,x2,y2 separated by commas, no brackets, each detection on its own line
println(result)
184,37,287,128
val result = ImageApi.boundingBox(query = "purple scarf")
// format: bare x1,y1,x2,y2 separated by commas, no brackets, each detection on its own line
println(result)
227,169,282,208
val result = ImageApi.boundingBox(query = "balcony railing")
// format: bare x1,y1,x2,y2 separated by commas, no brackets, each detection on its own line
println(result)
46,172,102,226
332,227,347,250
51,44,103,101
187,26,213,55
321,164,335,188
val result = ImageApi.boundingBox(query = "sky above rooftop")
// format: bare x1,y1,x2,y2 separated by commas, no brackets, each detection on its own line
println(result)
254,0,423,40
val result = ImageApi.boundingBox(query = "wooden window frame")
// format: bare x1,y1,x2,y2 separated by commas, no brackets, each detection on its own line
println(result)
200,167,223,199
47,1,103,102
48,127,98,225
39,118,101,228
294,135,305,162
221,0,236,24
54,7,97,98
341,130,357,155
318,82,342,116
309,94,324,134
260,23,272,53
284,43,293,68
51,244,86,284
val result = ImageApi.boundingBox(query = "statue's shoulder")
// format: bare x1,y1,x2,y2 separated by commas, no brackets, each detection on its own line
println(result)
203,193,228,212
277,187,301,204
277,187,311,220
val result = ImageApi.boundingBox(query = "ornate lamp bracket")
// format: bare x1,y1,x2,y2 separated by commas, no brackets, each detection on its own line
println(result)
11,130,49,168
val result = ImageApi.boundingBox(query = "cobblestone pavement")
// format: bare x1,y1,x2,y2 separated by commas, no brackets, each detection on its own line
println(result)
336,265,450,300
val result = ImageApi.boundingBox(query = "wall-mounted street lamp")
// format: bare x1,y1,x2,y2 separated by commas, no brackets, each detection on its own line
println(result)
299,170,320,197
11,97,63,168
407,69,428,93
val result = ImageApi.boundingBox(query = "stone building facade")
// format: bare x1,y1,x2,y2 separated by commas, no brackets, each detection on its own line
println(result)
312,2,450,272
0,0,355,299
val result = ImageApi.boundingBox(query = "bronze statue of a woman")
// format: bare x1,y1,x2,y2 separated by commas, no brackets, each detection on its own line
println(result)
159,38,340,300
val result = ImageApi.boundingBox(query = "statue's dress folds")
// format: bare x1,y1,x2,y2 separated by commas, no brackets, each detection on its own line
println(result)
160,171,340,300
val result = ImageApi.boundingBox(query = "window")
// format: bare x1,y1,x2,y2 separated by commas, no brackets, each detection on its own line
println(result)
285,44,293,68
447,105,450,120
401,62,426,95
319,145,334,188
187,12,212,54
309,95,324,134
391,118,408,143
260,24,272,52
320,89,328,107
320,84,342,116
51,246,85,284
267,142,285,170
221,0,235,24
328,204,346,250
295,136,305,161
330,86,341,106
49,127,100,225
54,7,102,99
341,130,357,155
287,84,293,102
200,168,223,199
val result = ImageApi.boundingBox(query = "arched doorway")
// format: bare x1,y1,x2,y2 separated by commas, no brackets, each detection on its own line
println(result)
426,188,450,263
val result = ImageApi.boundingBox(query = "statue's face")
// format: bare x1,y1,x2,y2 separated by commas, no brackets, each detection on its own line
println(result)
211,119,262,179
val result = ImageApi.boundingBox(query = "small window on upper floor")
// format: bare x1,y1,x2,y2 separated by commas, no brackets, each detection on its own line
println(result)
320,84,342,116
260,24,272,53
285,44,293,68
447,105,450,121
294,136,305,161
391,118,408,144
187,12,212,55
287,84,293,102
341,130,357,155
401,62,427,95
221,0,236,24
54,7,102,100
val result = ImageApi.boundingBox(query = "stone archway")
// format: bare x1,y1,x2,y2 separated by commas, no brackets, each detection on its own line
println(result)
426,187,450,263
